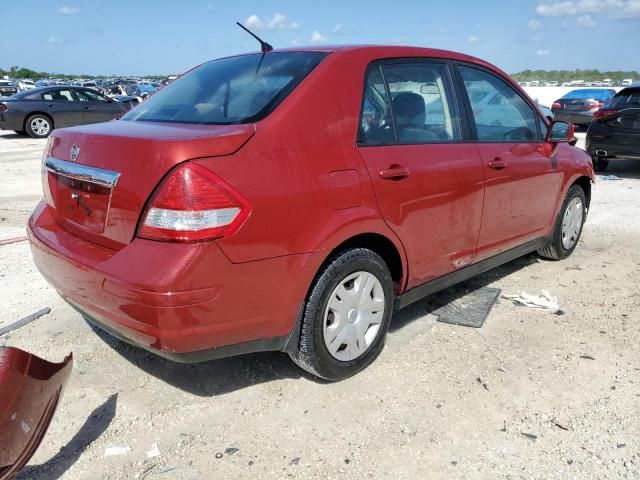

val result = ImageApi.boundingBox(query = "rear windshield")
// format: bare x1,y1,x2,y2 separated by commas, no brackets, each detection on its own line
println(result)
123,52,327,125
562,89,613,101
611,88,640,107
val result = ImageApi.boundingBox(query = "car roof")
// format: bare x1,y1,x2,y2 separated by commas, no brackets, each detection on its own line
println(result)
238,44,491,63
211,44,506,79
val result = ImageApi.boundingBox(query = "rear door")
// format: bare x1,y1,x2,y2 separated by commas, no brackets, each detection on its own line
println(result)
454,64,563,260
356,59,485,288
41,88,83,127
75,88,122,123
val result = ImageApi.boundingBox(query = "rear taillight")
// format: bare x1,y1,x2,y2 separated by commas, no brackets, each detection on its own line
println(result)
586,101,605,110
138,162,251,242
0,103,7,112
552,102,561,110
593,109,618,120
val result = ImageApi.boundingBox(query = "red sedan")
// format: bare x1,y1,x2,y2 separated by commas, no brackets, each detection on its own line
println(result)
28,46,594,380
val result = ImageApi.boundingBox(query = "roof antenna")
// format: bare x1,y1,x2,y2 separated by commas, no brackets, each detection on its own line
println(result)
236,21,273,53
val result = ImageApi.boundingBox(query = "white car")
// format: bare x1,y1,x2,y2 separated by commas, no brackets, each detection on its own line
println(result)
18,80,35,91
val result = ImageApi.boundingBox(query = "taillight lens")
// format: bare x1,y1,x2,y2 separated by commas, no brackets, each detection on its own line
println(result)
552,102,561,109
138,162,251,242
0,103,7,112
593,109,618,120
586,101,605,110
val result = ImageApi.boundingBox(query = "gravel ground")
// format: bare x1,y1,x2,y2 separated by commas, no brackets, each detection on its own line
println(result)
1,129,639,480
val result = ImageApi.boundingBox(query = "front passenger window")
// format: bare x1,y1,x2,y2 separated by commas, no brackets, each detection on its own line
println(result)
459,66,540,142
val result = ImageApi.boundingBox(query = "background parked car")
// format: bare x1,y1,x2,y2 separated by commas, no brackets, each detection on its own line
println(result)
0,80,18,97
551,88,617,128
586,84,640,172
125,83,158,99
18,79,36,91
0,86,132,138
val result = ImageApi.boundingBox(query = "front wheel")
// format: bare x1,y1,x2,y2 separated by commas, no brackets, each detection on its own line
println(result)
290,248,394,381
538,185,587,260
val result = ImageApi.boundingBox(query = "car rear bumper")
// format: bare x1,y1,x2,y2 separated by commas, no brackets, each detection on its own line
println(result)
586,141,640,160
553,111,594,126
586,130,640,159
28,201,320,361
0,111,24,131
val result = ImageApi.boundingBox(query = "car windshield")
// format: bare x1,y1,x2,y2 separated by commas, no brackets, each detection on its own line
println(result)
610,88,640,107
562,89,612,100
123,51,327,125
0,81,13,87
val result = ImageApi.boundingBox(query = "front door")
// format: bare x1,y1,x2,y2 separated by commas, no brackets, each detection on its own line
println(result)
356,60,485,288
456,65,564,260
75,88,121,123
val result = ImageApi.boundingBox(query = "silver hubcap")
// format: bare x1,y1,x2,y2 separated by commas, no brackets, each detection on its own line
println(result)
30,117,50,136
561,197,584,249
323,271,385,362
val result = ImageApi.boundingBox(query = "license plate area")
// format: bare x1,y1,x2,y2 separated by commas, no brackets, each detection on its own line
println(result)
565,104,583,111
53,175,111,233
45,157,120,235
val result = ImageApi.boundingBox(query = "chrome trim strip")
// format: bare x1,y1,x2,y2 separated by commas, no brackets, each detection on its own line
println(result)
45,157,121,189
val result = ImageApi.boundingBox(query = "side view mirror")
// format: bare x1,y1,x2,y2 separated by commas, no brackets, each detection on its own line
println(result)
106,98,113,103
546,121,575,144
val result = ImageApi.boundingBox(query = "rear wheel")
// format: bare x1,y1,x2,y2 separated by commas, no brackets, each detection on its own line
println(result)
592,156,609,173
290,248,394,381
25,114,53,138
538,184,587,260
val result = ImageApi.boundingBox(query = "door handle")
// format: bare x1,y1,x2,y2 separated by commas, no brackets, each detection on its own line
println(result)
47,104,54,108
379,166,410,180
488,158,508,170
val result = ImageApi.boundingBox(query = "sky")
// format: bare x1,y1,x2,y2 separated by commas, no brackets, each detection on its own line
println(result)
2,0,640,76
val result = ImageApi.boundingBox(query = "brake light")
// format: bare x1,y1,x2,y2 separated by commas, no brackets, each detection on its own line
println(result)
593,109,618,120
0,103,7,112
552,102,561,110
138,162,251,242
586,101,605,110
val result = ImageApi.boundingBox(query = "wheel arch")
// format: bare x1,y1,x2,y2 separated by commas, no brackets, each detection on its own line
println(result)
572,175,592,210
317,232,406,293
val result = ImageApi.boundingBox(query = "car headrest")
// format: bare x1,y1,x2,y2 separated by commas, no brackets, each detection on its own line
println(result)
392,92,425,118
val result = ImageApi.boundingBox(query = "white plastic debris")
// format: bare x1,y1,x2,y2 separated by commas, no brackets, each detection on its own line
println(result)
21,421,31,433
503,290,560,313
104,445,131,457
145,443,161,458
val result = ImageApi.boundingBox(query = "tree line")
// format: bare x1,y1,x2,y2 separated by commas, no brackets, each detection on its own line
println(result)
511,69,639,82
0,65,165,80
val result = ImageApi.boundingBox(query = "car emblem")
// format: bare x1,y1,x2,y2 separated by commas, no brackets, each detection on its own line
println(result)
70,144,80,162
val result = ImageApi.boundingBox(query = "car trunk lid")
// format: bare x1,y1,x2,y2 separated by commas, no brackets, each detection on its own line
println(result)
43,120,254,249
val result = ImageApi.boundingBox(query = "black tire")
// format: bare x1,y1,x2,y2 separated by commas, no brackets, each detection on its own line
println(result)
290,248,394,381
593,156,609,173
537,184,587,260
25,114,53,138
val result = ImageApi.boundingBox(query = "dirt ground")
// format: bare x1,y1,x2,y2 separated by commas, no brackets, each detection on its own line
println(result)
1,128,639,480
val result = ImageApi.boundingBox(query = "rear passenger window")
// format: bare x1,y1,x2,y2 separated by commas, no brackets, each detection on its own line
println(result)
42,90,75,102
359,67,394,145
459,66,540,142
358,61,461,145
